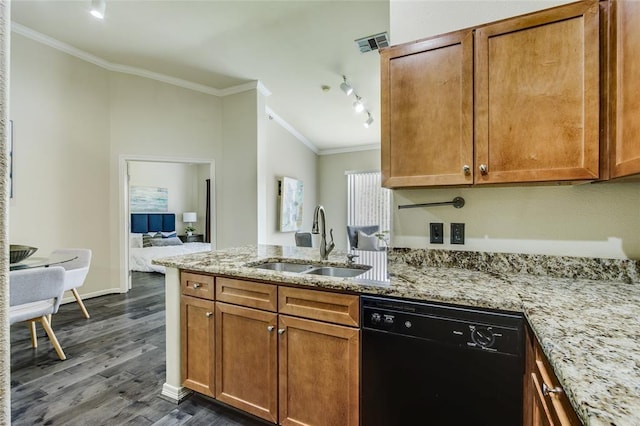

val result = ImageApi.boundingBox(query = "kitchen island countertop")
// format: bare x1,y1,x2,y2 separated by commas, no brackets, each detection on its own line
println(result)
154,244,640,426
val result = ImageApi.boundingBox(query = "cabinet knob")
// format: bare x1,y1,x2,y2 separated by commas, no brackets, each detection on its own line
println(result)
267,326,275,332
193,283,201,289
479,164,488,175
205,312,213,318
277,328,286,335
542,382,563,396
462,165,471,175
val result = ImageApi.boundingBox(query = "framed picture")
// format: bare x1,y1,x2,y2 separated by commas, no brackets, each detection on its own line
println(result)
278,176,303,232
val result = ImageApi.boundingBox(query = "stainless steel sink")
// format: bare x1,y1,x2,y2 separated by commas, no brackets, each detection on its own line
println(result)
305,265,372,278
253,262,315,273
251,261,371,278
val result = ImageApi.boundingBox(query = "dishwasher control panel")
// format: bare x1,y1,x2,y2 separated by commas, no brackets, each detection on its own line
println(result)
362,296,523,357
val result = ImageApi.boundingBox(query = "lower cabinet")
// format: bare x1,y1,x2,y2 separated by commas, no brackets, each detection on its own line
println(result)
180,295,215,397
524,326,581,426
215,302,278,423
278,315,359,426
181,273,360,426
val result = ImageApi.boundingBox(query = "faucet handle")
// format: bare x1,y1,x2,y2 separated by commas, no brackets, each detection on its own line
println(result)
346,253,359,264
329,228,334,243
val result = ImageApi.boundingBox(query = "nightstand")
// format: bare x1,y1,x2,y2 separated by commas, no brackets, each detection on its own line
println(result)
179,234,204,243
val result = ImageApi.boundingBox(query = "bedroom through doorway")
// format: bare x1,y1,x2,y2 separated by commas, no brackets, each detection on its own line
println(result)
120,156,215,292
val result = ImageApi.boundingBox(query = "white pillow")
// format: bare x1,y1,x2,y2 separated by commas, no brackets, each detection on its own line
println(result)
357,230,379,251
129,233,143,249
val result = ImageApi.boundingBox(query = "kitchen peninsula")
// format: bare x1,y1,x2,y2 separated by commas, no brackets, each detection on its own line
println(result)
154,245,640,425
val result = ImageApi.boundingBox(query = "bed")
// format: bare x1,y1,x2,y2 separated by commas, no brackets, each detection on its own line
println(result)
129,213,211,274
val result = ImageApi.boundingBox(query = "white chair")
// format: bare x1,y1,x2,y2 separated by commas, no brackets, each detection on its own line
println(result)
10,266,67,360
51,248,92,319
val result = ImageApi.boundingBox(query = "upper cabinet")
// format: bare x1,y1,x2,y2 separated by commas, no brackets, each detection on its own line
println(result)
381,0,611,188
475,1,600,184
381,30,474,188
610,0,640,178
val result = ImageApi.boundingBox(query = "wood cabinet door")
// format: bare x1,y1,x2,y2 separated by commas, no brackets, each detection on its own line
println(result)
215,302,278,423
381,29,474,188
180,295,215,397
475,0,600,184
610,0,640,178
278,315,359,426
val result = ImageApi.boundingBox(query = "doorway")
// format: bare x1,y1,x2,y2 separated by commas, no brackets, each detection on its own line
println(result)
119,155,216,293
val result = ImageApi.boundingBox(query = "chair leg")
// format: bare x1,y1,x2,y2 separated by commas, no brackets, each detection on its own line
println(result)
71,288,90,319
47,314,52,325
39,316,66,360
29,321,38,348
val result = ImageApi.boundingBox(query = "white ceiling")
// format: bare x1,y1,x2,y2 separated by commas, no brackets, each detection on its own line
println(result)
11,0,390,153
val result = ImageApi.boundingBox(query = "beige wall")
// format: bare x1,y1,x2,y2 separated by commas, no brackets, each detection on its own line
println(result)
9,33,261,299
260,115,318,247
389,0,640,259
318,149,380,250
9,34,112,296
218,89,259,249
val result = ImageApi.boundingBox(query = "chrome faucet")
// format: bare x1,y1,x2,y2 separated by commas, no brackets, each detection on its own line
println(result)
312,205,335,260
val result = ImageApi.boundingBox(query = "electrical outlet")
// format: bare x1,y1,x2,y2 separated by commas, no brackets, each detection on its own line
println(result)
451,223,465,244
429,223,444,244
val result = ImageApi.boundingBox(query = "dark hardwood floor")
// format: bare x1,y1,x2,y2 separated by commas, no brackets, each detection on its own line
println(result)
10,271,268,426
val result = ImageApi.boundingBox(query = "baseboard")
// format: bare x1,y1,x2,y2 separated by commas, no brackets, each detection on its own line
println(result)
60,287,123,305
161,383,192,403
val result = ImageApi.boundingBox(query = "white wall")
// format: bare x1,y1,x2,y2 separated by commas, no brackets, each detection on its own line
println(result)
9,34,111,297
9,33,261,298
129,161,206,235
318,149,380,250
259,115,318,247
218,89,259,249
390,0,640,260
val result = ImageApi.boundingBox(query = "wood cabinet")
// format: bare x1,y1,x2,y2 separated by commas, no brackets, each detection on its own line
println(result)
215,302,278,423
524,327,581,426
609,0,640,178
278,315,359,426
475,1,600,184
180,294,215,397
381,29,474,188
181,274,361,426
381,0,603,187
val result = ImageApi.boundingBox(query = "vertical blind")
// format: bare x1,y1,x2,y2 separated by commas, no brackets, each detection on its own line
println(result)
347,171,392,244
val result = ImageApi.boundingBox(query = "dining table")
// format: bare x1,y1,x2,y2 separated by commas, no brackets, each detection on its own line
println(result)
10,253,78,271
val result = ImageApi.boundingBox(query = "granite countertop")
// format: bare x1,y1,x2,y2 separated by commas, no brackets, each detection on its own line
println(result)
154,244,640,426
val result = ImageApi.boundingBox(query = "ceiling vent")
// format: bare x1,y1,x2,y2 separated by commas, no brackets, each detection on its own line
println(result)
355,32,389,53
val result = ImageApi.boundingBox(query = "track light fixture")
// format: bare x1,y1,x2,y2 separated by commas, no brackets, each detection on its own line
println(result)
364,111,374,128
340,75,353,96
340,75,373,129
90,0,106,19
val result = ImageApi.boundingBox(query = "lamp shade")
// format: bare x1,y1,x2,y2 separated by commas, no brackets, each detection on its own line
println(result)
183,212,197,223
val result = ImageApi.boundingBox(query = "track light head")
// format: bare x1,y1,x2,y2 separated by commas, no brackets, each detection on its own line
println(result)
340,76,353,96
353,95,365,113
90,0,106,19
364,112,374,128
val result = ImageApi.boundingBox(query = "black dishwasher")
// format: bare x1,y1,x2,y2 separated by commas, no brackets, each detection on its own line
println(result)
361,296,524,426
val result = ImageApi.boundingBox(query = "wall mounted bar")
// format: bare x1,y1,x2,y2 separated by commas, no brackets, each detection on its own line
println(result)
398,197,465,210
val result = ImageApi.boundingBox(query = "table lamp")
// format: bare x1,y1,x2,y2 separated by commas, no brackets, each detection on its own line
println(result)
183,212,197,235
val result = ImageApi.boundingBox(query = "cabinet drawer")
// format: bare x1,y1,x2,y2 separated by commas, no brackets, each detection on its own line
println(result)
181,272,215,300
533,343,581,425
278,286,359,327
216,277,277,312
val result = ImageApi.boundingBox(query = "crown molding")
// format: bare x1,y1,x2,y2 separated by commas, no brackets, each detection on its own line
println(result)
265,106,318,154
10,22,267,98
319,143,380,156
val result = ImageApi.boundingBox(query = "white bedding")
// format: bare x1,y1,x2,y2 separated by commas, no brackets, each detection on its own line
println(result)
129,242,211,274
